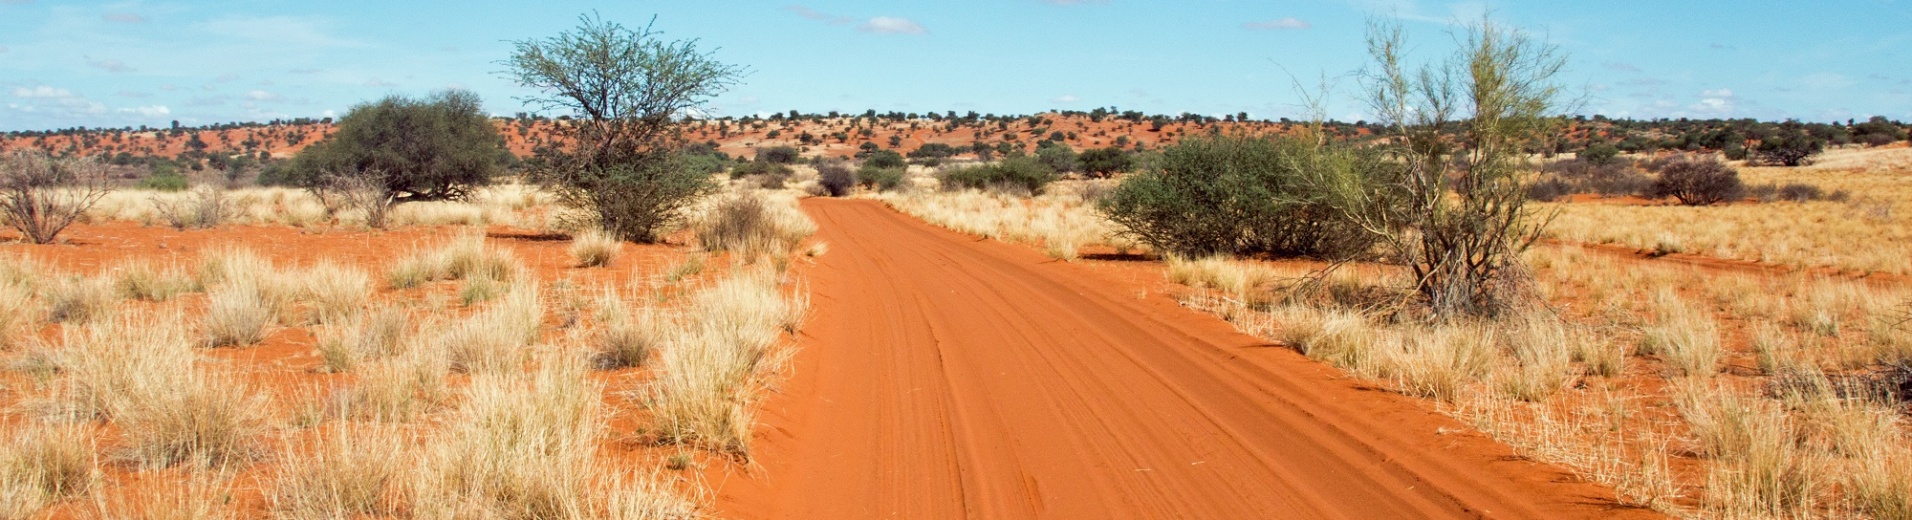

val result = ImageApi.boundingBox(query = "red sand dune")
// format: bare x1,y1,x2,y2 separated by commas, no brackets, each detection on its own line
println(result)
715,199,1654,519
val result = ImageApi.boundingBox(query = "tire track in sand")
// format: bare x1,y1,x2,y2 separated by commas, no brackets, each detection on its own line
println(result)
714,199,1657,519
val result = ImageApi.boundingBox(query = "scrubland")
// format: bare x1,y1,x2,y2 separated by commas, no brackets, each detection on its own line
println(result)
0,182,814,518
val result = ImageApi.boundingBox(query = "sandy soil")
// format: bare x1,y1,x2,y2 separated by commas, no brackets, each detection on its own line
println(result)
713,199,1654,519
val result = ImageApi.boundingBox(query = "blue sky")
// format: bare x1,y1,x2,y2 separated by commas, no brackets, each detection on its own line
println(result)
1,0,1907,131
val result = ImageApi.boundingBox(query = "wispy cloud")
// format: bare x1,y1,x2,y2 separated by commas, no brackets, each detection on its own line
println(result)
13,86,74,99
102,13,146,24
1053,94,1080,103
785,5,854,25
860,16,927,35
364,78,396,87
1602,61,1641,73
1243,18,1311,30
85,56,132,73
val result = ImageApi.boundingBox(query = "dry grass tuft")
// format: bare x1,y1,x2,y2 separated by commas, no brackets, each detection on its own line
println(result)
43,276,116,324
0,424,98,511
315,306,408,373
1497,318,1576,402
1166,255,1276,303
442,283,543,374
111,260,196,302
694,191,817,260
269,426,406,519
1640,290,1721,378
201,278,274,348
570,229,622,268
648,269,803,456
388,231,518,289
591,294,661,370
0,281,37,350
299,262,371,325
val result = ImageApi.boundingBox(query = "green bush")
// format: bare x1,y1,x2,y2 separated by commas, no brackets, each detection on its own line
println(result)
1033,142,1080,174
1649,154,1745,205
137,172,191,192
1098,134,1373,258
1579,143,1620,165
862,150,905,170
755,146,800,164
1079,147,1131,177
817,161,854,197
856,166,905,192
730,160,791,179
287,89,503,202
939,157,1056,194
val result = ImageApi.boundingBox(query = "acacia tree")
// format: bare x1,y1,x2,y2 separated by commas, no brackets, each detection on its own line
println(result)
1347,19,1569,318
290,89,504,227
504,13,745,242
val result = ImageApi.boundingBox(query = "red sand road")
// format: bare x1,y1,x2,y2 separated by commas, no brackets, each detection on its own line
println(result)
716,199,1654,519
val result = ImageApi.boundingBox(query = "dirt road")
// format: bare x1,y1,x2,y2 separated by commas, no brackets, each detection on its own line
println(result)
715,199,1651,519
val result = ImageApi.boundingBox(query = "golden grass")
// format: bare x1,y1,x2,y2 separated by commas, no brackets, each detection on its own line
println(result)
110,260,196,302
874,181,1141,261
315,306,407,373
694,190,818,260
0,280,37,351
88,184,555,230
591,293,660,370
298,262,370,325
1543,147,1912,274
268,426,406,519
648,268,803,456
441,283,543,375
387,230,518,290
0,424,97,511
1639,290,1721,378
43,275,116,324
571,229,623,268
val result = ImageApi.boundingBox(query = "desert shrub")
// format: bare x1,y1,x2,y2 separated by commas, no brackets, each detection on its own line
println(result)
44,276,115,324
1579,143,1620,165
1524,177,1574,202
695,192,816,258
728,159,791,179
1535,157,1652,198
754,146,800,164
1775,183,1825,202
203,279,275,347
0,152,114,244
862,149,905,170
907,143,959,162
1033,142,1080,174
288,89,504,228
1650,154,1745,205
137,172,191,191
1723,143,1749,161
590,294,660,370
856,166,905,192
505,14,742,243
1099,134,1372,258
151,185,232,230
940,157,1056,194
569,229,621,267
1079,147,1132,177
1755,124,1825,167
816,160,855,197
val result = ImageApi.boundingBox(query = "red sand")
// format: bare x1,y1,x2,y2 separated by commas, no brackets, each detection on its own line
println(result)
714,199,1655,519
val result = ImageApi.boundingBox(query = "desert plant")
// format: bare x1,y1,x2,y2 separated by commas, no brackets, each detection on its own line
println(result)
0,425,97,506
0,151,114,244
648,270,802,455
112,261,196,302
504,14,743,243
316,306,408,373
1755,123,1825,167
300,263,371,325
1099,134,1373,258
940,157,1057,194
288,89,504,210
151,185,233,230
43,276,116,324
856,165,905,192
862,149,906,170
816,160,855,197
570,229,622,268
268,426,405,518
1078,146,1132,177
203,278,275,347
754,146,800,165
1033,142,1080,174
695,192,816,259
1649,155,1744,205
591,294,660,369
1349,19,1566,317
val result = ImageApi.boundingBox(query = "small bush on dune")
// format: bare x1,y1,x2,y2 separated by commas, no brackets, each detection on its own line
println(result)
1649,154,1745,206
856,166,906,192
816,161,855,197
0,152,115,244
569,229,621,268
1099,134,1374,259
695,192,817,259
939,157,1057,194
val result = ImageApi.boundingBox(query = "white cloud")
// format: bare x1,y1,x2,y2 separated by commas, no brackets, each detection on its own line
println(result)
860,16,926,35
245,90,282,102
1053,94,1080,103
121,105,170,117
1243,18,1311,30
86,56,132,73
13,86,75,99
116,90,149,98
1700,88,1734,98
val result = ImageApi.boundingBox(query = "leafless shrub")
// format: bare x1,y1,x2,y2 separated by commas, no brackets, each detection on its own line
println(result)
0,151,114,244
